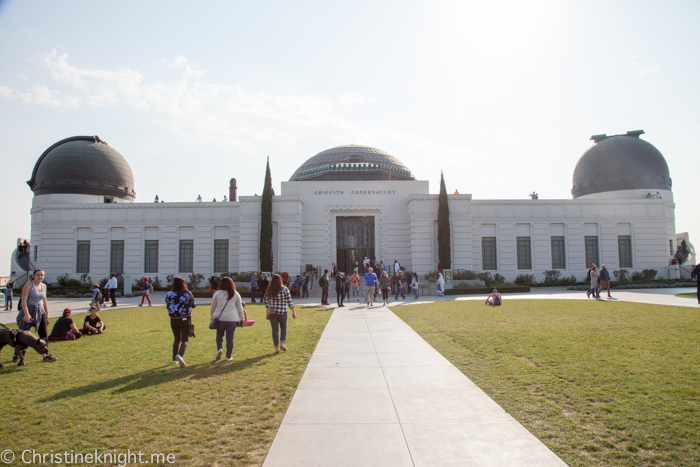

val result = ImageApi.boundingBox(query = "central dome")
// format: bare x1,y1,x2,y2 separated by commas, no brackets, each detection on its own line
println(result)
289,145,415,182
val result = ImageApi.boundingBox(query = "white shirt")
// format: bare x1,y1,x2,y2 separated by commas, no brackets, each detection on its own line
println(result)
106,277,118,289
394,262,400,274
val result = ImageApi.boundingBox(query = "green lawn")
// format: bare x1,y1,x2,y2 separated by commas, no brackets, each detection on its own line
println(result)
675,292,697,300
394,300,700,467
0,304,331,466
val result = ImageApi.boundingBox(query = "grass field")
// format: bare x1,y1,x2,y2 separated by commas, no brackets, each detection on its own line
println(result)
675,292,698,300
394,299,700,467
0,303,331,466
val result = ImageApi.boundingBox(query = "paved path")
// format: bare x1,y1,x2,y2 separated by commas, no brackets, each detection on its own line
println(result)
263,303,567,467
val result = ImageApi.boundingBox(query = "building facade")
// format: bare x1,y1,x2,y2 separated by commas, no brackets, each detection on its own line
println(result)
14,132,680,285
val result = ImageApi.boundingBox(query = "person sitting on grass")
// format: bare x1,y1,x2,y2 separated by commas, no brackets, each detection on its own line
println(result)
485,289,502,306
82,307,105,335
49,308,82,341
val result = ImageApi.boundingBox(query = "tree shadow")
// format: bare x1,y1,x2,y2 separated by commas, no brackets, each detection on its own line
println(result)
40,352,275,402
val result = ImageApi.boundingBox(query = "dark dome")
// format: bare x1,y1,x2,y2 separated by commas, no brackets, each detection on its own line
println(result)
28,136,136,201
572,131,671,198
289,145,415,182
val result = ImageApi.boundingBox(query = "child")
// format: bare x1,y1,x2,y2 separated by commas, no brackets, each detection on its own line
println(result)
90,283,102,311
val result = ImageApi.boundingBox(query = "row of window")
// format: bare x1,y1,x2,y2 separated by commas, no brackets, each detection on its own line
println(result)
76,240,230,274
481,235,633,270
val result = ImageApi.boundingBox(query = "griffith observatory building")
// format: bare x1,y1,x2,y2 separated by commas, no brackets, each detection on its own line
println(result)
11,130,684,286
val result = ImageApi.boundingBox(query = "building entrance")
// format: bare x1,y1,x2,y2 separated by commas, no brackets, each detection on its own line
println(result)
336,216,374,274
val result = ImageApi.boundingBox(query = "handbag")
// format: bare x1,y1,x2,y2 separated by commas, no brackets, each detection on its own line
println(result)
266,305,274,320
209,296,232,329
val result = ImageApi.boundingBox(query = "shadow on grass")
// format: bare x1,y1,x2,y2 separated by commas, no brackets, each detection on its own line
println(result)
40,352,276,402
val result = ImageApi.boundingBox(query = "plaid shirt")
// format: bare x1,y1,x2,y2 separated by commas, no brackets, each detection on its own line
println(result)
264,287,295,314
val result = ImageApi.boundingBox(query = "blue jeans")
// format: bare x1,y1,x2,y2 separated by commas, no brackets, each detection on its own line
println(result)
302,284,308,298
270,313,288,347
413,286,419,299
587,284,600,296
216,321,238,359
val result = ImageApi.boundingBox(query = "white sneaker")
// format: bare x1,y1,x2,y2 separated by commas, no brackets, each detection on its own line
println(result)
226,357,234,361
175,355,186,368
172,360,178,365
216,349,223,361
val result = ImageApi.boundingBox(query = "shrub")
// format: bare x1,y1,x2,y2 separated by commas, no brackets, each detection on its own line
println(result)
514,273,537,285
631,271,644,282
476,272,494,286
188,272,205,289
614,269,630,282
642,269,658,281
494,273,506,284
452,269,478,280
543,270,562,284
423,270,438,282
569,275,577,285
56,273,83,287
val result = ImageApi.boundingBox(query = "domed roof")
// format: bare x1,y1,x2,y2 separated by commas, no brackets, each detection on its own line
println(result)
28,136,136,201
289,145,415,182
571,130,671,198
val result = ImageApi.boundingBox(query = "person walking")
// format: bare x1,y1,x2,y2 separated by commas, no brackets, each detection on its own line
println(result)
250,273,258,303
394,271,406,300
364,267,378,306
319,269,330,305
379,271,391,306
351,270,360,302
90,283,102,311
210,277,246,361
139,278,153,306
17,269,56,362
598,265,612,298
106,273,118,307
334,271,345,307
264,274,296,353
3,280,13,311
411,273,419,299
165,277,197,368
437,273,445,296
586,264,599,299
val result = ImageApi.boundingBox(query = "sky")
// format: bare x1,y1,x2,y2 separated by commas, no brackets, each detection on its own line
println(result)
1,0,698,276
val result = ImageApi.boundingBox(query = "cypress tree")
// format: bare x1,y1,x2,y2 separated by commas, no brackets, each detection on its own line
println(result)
260,157,273,271
438,171,452,269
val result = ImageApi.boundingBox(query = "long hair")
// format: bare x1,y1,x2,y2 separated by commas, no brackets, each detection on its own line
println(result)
265,274,283,299
219,277,236,300
171,277,188,292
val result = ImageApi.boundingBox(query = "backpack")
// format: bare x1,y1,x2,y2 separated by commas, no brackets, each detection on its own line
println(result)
493,293,501,306
95,290,102,302
318,277,324,287
149,283,154,292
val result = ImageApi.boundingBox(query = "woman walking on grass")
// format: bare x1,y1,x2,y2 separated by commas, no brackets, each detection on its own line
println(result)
210,277,246,361
165,277,196,368
264,274,296,353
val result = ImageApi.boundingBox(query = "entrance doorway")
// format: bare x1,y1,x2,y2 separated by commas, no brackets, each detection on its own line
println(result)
336,216,374,274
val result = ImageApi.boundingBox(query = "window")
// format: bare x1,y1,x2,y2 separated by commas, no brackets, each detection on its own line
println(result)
551,236,566,269
110,240,124,274
144,240,159,273
76,241,90,273
618,236,632,268
482,237,497,270
584,236,599,268
214,239,229,273
516,237,532,269
179,240,194,273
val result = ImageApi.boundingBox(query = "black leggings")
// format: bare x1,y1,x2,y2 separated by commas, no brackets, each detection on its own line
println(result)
170,318,190,361
336,290,344,306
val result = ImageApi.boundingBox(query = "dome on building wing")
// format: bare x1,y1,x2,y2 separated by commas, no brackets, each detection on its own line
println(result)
571,130,671,198
28,136,136,201
289,145,415,181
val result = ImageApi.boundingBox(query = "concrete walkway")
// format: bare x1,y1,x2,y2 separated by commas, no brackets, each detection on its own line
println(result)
263,303,567,467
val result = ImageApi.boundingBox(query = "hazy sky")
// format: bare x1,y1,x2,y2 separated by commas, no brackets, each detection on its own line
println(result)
1,0,698,276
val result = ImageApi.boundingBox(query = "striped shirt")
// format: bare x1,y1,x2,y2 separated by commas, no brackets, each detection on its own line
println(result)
264,287,295,315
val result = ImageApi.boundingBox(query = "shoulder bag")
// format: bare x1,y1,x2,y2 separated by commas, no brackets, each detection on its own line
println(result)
265,297,274,320
209,295,232,329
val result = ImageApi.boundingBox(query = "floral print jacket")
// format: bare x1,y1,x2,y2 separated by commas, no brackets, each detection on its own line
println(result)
165,290,196,319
